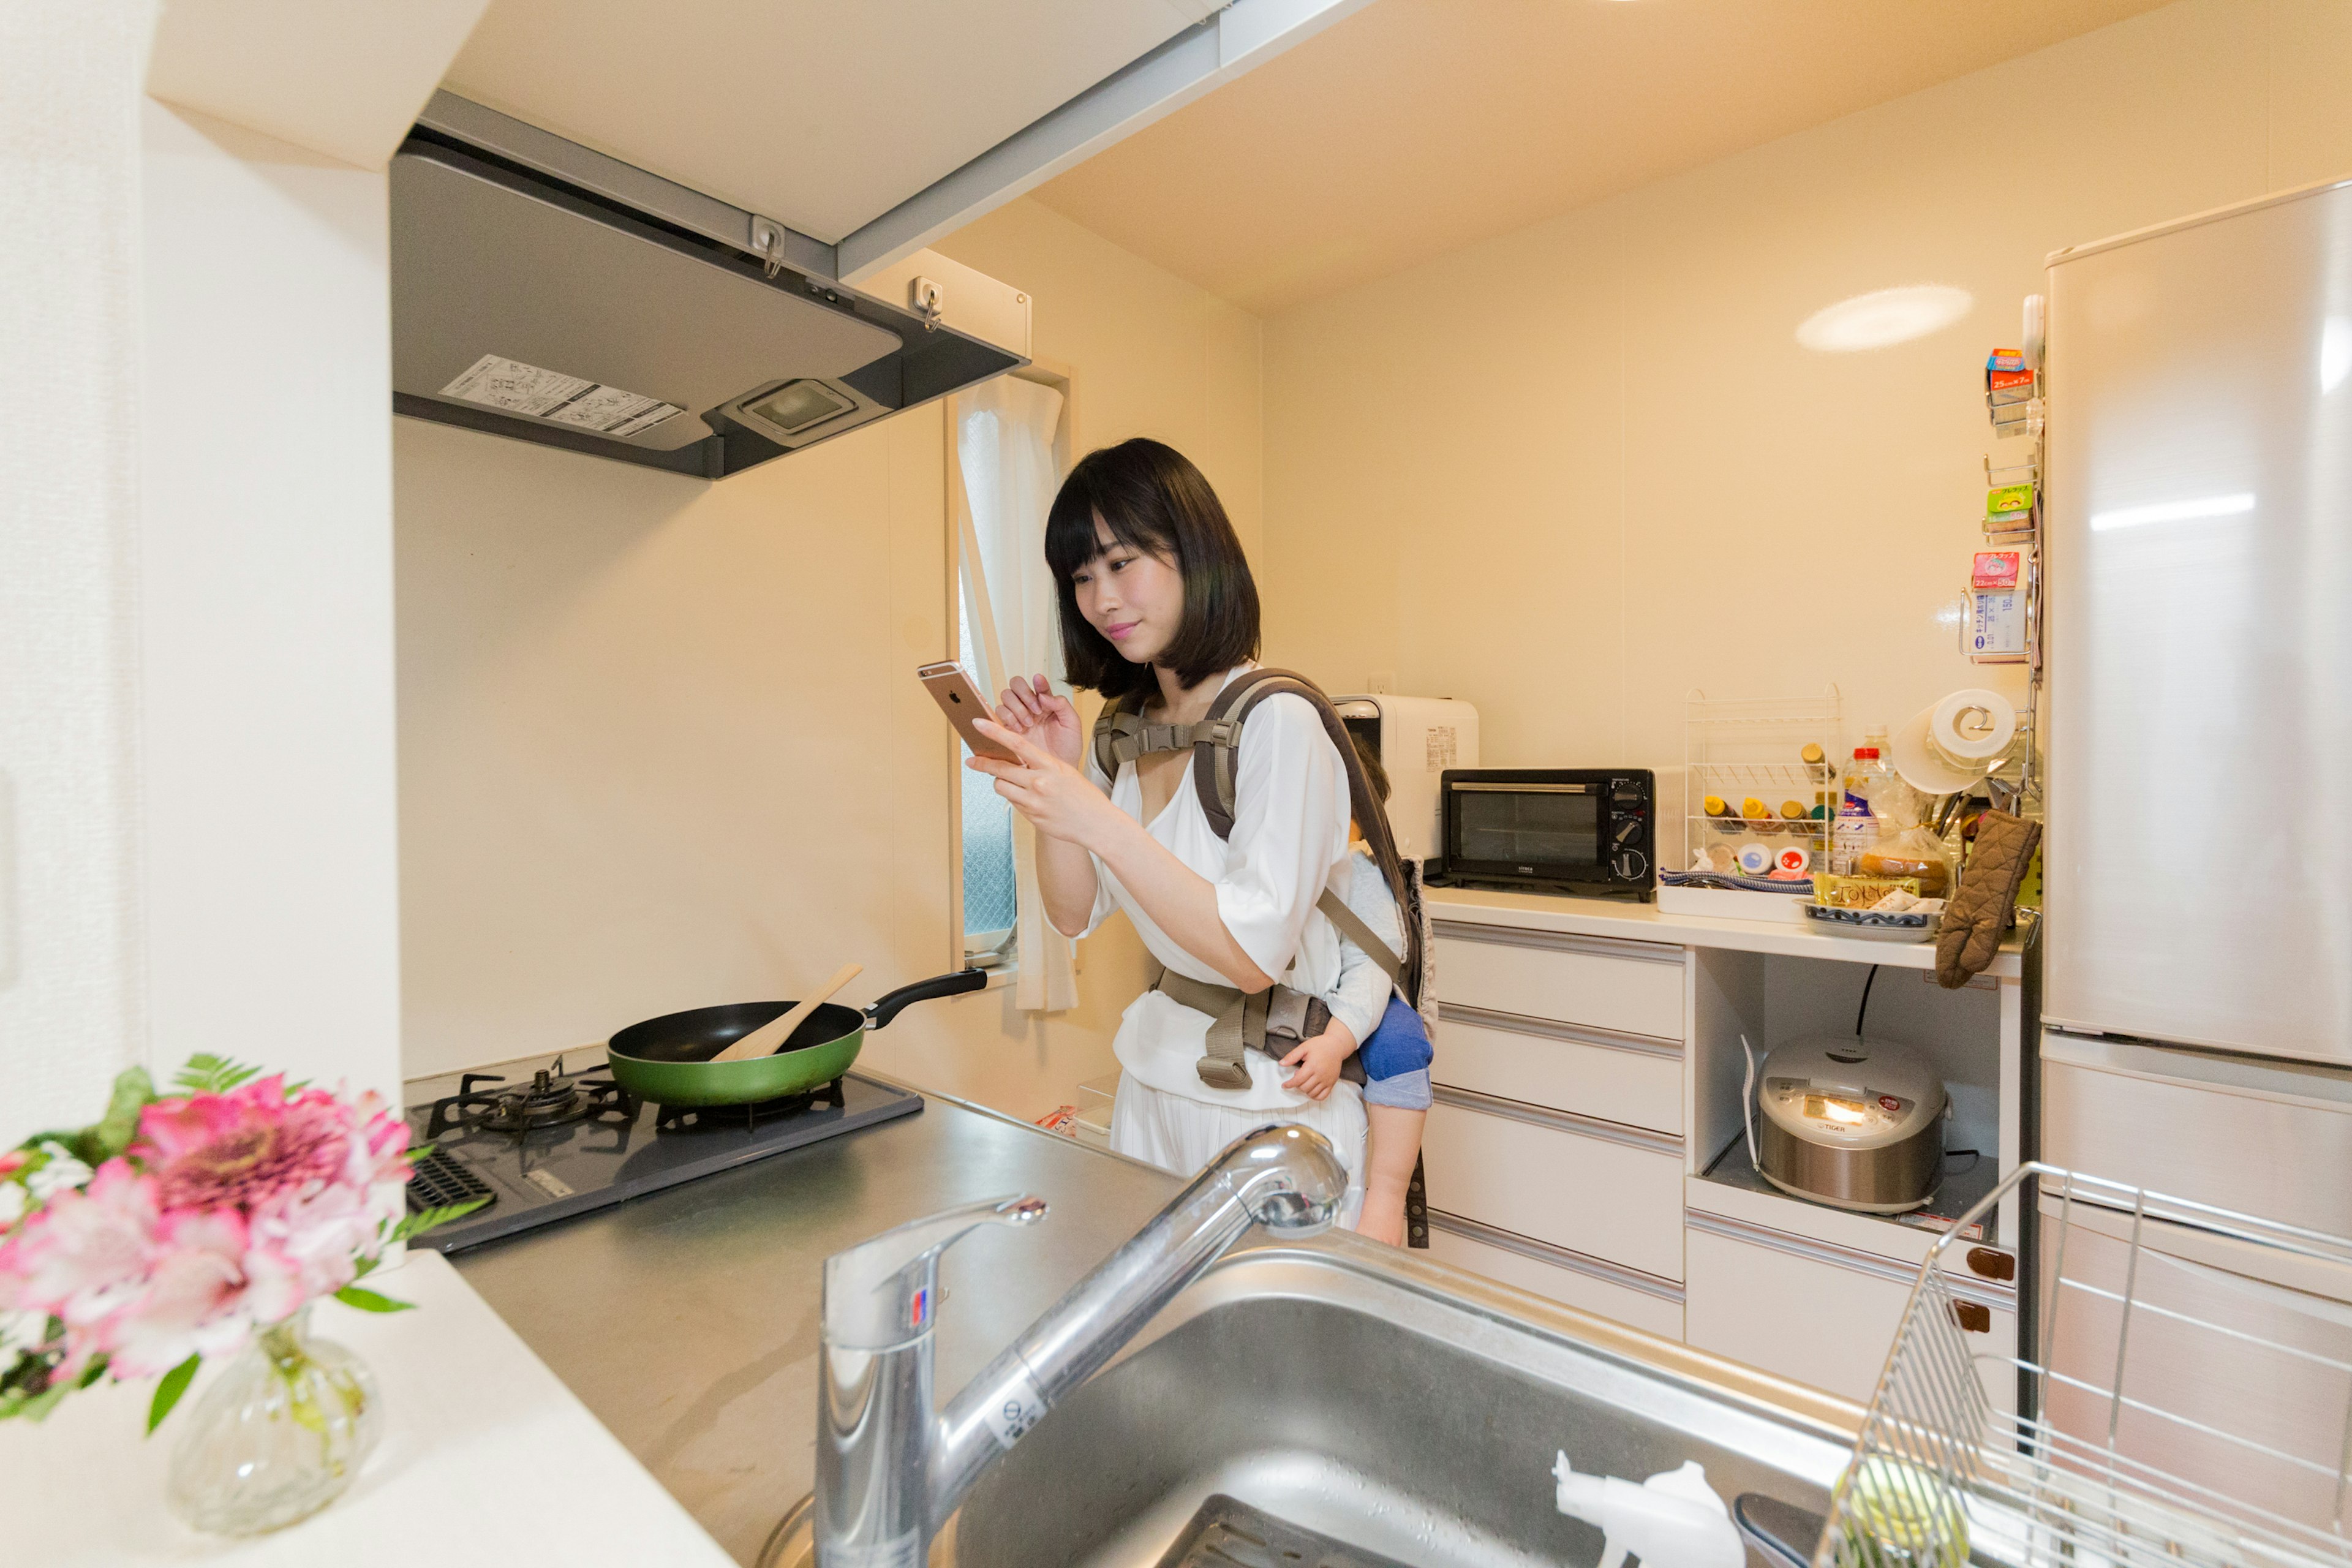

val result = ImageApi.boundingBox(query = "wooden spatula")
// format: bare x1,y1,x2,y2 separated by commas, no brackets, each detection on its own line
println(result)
709,963,864,1063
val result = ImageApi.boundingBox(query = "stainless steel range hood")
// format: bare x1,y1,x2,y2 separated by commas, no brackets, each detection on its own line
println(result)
391,94,1026,480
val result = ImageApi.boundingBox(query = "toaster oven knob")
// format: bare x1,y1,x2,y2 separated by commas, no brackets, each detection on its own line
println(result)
1612,849,1647,880
1613,818,1643,846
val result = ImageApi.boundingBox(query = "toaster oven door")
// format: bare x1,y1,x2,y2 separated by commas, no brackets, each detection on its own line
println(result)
1447,780,1604,878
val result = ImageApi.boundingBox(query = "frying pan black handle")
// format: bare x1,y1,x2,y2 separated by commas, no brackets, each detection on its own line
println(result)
866,968,988,1030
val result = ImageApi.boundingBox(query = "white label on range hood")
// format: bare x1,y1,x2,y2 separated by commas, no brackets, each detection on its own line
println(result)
439,353,682,439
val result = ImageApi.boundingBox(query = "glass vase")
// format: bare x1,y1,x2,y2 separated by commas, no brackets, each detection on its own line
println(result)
165,1307,383,1536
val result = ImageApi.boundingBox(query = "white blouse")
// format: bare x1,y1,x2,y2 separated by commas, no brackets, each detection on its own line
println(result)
1084,667,1354,1111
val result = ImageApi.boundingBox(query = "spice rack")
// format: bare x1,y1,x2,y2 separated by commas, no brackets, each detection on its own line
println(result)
1660,687,1844,919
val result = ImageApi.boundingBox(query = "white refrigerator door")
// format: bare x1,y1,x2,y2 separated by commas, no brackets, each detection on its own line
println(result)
2045,180,2352,1064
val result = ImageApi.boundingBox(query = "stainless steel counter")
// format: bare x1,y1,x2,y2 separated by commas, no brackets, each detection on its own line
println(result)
448,1079,1183,1566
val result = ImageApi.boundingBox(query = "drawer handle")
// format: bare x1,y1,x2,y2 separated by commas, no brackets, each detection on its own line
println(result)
1432,1084,1683,1156
1966,1246,2016,1282
1437,1003,1682,1060
1950,1301,1993,1334
1432,919,1686,967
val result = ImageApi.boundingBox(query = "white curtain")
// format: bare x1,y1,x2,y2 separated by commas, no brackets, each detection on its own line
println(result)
952,375,1076,1013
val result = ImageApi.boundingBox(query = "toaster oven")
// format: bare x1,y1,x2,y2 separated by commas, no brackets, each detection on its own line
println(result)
1433,769,1656,899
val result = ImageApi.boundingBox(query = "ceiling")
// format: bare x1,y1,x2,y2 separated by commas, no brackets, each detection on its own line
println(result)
1028,0,2178,315
440,0,1216,244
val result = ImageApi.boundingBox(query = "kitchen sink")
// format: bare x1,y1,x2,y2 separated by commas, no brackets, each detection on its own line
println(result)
767,1241,1859,1567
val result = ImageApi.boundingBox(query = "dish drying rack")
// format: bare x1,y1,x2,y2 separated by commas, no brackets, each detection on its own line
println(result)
1679,688,1844,883
1812,1162,2352,1568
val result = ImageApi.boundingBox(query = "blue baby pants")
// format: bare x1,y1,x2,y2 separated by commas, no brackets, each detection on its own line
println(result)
1359,994,1434,1110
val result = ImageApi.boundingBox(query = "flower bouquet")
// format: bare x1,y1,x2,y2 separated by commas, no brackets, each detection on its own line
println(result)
0,1055,481,1534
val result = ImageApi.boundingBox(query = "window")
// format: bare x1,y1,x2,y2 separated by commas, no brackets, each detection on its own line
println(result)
950,368,1074,970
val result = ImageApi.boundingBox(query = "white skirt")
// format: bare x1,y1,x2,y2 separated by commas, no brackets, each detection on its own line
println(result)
1107,1074,1366,1230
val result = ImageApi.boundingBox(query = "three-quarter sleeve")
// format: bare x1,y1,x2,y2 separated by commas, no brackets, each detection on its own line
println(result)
1212,693,1351,982
1080,746,1120,937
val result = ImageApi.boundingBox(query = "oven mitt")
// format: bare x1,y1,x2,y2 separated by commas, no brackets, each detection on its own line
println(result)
1936,810,2041,988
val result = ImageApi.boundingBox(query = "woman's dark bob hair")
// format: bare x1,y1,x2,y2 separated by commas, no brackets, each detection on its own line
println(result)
1044,437,1260,699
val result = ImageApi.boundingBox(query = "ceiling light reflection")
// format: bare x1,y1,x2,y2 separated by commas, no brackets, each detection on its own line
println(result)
1796,285,1973,353
2322,317,2351,394
2089,493,2255,532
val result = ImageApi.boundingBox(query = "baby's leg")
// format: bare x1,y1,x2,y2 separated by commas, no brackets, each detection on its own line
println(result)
1357,1105,1427,1247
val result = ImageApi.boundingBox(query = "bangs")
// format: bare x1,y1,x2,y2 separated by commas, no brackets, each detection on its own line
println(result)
1043,467,1170,583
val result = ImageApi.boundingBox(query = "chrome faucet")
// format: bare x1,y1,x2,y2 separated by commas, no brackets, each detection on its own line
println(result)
813,1124,1349,1566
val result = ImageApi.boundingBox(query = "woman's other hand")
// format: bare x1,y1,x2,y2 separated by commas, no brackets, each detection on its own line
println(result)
1278,1025,1355,1101
995,673,1084,769
968,717,1124,851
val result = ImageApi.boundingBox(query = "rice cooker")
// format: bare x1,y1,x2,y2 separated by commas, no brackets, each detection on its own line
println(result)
1752,1035,1947,1213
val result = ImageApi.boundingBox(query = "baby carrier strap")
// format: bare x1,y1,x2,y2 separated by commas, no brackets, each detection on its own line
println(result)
1087,668,1424,1009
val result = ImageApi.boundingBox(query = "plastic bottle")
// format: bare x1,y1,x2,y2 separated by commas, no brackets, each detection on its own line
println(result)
1833,741,1891,875
1552,1453,1743,1568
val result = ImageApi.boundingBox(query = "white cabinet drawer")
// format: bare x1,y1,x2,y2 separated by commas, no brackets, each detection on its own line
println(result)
1434,1006,1682,1135
1424,1090,1685,1281
1433,921,1684,1042
1428,1212,1684,1341
1684,1212,2016,1406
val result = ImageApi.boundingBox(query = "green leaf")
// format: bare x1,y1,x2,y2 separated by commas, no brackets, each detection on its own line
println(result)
88,1067,156,1162
6,1384,69,1423
146,1354,200,1435
332,1286,415,1314
74,1353,109,1390
388,1195,489,1244
172,1054,262,1096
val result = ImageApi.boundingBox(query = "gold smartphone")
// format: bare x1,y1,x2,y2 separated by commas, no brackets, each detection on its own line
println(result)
918,662,1020,762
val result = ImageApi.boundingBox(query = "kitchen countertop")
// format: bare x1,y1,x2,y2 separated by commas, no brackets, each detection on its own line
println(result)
448,1079,1186,1566
1427,884,2029,978
1,1249,737,1566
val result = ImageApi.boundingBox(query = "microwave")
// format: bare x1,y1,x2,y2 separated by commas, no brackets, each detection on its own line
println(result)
1434,769,1656,899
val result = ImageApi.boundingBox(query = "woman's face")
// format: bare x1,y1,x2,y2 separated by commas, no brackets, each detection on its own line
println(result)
1071,516,1185,666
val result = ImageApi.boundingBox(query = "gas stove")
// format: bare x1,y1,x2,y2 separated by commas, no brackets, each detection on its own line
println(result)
402,1050,922,1252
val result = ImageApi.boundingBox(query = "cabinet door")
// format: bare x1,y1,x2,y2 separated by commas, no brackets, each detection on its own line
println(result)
1434,1008,1682,1134
1425,1092,1684,1281
1427,1213,1684,1341
1684,1214,2016,1408
1434,922,1684,1041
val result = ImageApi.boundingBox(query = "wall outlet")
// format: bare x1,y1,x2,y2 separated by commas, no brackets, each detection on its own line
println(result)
1366,670,1396,694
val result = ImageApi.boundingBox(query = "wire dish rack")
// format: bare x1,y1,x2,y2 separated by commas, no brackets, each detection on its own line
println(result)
1812,1163,2352,1568
1679,688,1844,882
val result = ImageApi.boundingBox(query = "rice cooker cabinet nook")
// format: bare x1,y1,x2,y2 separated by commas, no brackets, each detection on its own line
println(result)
1752,1034,1948,1213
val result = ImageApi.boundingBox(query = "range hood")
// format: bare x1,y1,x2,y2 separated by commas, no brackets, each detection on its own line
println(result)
391,94,1026,480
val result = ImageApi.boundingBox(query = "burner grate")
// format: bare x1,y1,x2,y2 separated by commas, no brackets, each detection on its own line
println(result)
407,1148,495,1215
654,1077,847,1133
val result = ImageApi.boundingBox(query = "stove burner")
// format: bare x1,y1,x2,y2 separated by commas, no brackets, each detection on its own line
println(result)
654,1077,846,1134
426,1058,638,1141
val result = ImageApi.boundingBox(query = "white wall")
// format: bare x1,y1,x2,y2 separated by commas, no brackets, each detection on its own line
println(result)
1259,0,2352,783
394,198,1260,1120
138,101,404,1112
0,0,151,1143
2,15,410,1143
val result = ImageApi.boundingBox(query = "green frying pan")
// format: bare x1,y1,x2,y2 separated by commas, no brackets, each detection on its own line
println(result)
603,970,986,1106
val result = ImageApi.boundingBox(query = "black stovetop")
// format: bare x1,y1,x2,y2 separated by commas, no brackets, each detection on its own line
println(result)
402,1051,922,1252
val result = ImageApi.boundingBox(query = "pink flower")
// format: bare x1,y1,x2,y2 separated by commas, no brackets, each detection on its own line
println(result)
0,1161,159,1376
0,1150,27,1178
138,1078,353,1213
107,1208,252,1378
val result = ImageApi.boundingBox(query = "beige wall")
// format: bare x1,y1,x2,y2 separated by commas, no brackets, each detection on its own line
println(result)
394,198,1261,1120
1259,0,2352,790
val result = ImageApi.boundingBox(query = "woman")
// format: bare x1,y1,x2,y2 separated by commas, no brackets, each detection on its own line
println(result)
967,438,1367,1214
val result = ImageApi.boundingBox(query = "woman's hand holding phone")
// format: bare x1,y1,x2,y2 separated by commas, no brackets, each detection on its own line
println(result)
992,673,1084,768
966,708,1121,852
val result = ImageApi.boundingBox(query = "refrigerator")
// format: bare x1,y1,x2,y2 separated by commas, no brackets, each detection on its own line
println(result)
2038,178,2352,1526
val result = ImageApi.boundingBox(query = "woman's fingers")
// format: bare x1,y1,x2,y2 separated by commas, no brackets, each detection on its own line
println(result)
974,717,1056,769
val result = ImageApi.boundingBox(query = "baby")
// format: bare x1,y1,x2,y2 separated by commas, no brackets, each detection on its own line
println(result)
1274,743,1433,1247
